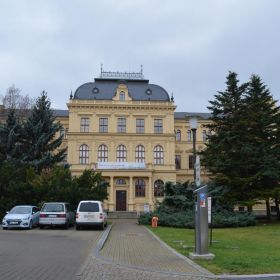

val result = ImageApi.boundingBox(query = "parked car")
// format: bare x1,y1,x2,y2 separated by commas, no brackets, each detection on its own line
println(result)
39,202,75,229
76,200,107,230
2,205,40,230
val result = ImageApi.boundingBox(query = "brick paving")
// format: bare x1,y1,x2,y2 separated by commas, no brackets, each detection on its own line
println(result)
77,219,213,280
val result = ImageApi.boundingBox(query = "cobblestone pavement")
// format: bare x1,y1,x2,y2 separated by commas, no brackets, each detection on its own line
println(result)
77,219,214,280
0,227,102,280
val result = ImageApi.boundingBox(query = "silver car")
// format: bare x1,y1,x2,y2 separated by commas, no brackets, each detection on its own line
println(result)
39,202,75,229
2,205,40,230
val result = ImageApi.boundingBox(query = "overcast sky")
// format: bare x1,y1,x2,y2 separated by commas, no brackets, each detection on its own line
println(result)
0,0,279,112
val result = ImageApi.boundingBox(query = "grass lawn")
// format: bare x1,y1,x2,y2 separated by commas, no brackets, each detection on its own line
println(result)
148,222,280,275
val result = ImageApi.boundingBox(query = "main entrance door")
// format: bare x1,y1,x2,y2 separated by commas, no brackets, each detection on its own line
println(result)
116,190,127,211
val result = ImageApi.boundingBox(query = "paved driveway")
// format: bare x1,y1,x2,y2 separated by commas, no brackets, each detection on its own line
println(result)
0,227,102,280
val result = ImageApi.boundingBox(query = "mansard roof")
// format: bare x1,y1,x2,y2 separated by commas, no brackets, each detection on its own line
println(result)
73,77,170,102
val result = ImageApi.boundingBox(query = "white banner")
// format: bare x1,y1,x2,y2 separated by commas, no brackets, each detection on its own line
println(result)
97,162,146,170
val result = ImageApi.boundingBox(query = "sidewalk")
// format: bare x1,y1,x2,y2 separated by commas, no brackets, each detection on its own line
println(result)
77,219,213,280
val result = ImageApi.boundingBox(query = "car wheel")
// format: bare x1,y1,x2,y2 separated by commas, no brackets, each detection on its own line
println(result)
39,225,44,229
100,223,105,230
76,225,80,230
28,220,33,230
63,221,69,229
3,227,7,230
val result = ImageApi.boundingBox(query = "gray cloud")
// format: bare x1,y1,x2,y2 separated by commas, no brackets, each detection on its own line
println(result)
0,0,279,111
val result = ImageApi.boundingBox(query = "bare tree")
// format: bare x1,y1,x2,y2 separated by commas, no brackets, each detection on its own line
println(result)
0,85,35,117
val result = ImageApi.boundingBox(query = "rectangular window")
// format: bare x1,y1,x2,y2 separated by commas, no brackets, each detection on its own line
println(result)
154,119,163,134
175,155,181,169
80,117,89,132
187,130,192,141
118,117,126,133
99,118,108,133
136,118,145,133
189,155,194,169
60,128,68,139
202,130,207,142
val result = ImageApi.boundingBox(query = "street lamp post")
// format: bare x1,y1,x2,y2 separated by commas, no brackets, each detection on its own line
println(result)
188,116,215,260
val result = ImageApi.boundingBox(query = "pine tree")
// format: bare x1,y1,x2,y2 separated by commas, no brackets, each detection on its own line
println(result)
0,109,23,163
21,91,66,172
201,72,280,210
242,75,280,216
200,72,249,203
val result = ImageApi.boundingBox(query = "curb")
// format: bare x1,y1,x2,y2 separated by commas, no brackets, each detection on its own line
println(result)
145,226,214,277
93,224,112,257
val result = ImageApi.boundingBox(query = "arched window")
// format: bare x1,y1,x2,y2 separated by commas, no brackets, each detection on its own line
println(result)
153,145,164,165
135,145,145,162
79,144,89,164
176,130,181,141
119,91,125,101
116,144,127,162
135,178,145,197
154,180,164,197
98,144,108,162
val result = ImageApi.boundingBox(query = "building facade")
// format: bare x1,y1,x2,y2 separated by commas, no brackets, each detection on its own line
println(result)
54,71,211,212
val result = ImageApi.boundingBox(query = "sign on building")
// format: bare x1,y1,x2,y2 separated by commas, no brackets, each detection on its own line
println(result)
97,162,146,170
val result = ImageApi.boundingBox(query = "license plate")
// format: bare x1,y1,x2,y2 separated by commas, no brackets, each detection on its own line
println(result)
48,215,57,218
84,215,94,218
10,221,18,224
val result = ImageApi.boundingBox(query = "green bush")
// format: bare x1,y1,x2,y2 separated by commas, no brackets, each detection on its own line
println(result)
138,181,256,228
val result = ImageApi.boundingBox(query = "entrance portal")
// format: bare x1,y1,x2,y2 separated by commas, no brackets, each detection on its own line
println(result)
116,190,127,211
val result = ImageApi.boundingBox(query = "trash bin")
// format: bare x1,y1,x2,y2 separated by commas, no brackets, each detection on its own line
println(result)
152,216,158,228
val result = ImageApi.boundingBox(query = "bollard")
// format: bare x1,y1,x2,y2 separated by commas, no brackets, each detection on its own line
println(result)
152,216,159,228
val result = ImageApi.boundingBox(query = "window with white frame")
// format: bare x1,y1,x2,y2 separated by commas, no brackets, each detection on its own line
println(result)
187,130,192,141
99,118,108,133
135,145,145,162
176,130,181,141
119,91,125,101
79,144,89,164
80,117,89,132
135,178,145,197
154,179,164,197
136,118,145,133
154,119,163,134
116,144,127,162
98,144,108,162
153,145,164,165
118,117,126,133
202,130,207,142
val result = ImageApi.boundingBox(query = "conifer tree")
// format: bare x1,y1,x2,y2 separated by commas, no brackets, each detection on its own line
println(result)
0,109,23,163
21,91,66,172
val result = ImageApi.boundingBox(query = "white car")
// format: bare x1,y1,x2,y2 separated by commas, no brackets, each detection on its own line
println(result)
76,200,107,230
39,202,75,229
2,205,40,230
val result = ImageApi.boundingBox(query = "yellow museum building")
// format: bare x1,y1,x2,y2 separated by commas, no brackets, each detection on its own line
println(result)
54,70,211,212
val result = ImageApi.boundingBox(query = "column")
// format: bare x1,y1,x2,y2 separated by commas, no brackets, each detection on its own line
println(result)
148,176,153,209
109,176,114,211
128,176,134,211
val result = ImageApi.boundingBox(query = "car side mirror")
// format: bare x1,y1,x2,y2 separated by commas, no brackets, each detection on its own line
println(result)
6,211,9,214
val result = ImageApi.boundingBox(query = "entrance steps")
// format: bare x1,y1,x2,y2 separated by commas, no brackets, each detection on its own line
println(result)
107,211,138,219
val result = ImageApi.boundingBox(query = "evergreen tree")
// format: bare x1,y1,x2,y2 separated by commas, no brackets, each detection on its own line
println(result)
201,72,280,211
200,72,249,203
242,75,280,216
0,109,23,163
21,91,66,172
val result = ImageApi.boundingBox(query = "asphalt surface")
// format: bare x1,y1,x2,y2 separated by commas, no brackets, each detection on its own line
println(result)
0,226,102,280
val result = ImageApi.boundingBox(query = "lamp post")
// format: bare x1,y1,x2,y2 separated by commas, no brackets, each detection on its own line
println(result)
189,117,198,184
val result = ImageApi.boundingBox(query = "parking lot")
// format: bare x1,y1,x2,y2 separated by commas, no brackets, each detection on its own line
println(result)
0,227,102,280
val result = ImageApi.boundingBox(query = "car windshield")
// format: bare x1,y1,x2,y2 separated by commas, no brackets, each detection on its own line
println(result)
79,202,99,212
9,206,31,214
41,204,64,212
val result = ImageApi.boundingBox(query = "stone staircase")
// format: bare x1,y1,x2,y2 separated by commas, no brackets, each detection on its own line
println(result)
107,211,138,219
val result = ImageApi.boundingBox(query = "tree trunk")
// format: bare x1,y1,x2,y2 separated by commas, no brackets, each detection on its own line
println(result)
275,198,280,220
265,199,271,220
247,205,253,212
